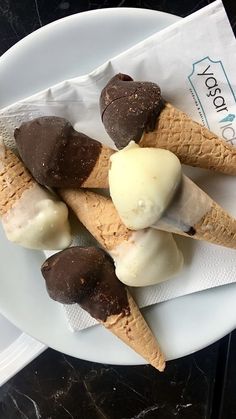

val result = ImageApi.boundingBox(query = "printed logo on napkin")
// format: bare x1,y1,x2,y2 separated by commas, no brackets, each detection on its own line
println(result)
188,56,236,145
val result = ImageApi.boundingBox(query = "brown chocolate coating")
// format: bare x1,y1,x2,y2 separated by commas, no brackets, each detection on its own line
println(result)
14,116,102,188
100,73,164,149
41,247,130,322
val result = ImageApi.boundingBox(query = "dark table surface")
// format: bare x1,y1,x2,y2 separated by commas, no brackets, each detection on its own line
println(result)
0,1,236,418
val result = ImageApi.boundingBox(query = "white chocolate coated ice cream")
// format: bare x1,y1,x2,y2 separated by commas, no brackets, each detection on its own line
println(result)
109,142,182,230
2,185,72,250
110,228,183,287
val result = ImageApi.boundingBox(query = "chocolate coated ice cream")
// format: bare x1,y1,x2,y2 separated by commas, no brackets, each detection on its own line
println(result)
100,73,164,149
41,246,130,322
15,116,102,188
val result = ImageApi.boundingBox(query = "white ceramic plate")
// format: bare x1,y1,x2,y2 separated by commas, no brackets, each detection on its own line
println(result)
0,8,236,366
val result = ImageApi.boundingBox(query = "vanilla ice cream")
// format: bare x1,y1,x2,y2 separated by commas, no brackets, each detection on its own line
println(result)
2,185,71,250
110,228,183,287
109,142,182,229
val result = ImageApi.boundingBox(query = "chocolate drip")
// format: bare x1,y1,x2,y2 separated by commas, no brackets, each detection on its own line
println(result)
41,247,130,322
15,116,102,188
100,73,164,149
186,227,196,236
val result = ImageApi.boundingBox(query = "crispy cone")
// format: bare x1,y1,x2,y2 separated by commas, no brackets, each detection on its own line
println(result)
103,291,165,371
192,201,236,247
0,143,34,216
82,146,114,188
155,175,236,249
59,188,132,251
58,189,166,371
140,103,236,175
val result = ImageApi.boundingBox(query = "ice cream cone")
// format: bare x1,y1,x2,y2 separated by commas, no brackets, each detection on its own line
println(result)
42,246,166,371
100,74,236,175
0,140,71,249
155,175,236,249
103,290,165,371
140,103,236,175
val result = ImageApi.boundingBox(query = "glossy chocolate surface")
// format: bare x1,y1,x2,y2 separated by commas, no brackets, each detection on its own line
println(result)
15,116,102,187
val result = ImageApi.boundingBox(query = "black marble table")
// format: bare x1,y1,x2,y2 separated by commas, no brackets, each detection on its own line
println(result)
0,1,236,418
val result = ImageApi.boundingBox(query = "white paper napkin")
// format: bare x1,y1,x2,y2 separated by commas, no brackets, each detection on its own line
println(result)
1,0,236,332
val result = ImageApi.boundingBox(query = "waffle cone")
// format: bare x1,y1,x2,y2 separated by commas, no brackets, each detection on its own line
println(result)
82,146,114,188
102,291,165,371
140,103,236,175
0,144,34,216
190,201,236,248
155,175,236,249
162,201,236,249
59,189,132,251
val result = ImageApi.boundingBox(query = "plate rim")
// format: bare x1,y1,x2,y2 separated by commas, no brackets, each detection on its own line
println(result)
0,7,180,63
